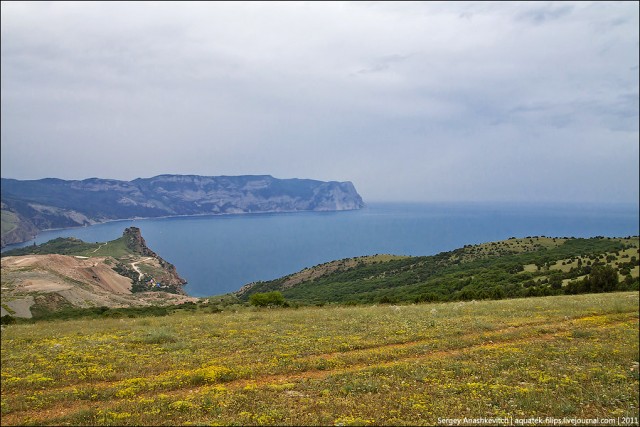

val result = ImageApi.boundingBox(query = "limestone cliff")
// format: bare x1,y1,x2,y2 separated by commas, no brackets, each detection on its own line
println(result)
1,174,365,247
121,226,187,293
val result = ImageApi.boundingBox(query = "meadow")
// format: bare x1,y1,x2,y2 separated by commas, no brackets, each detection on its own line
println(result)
1,292,639,426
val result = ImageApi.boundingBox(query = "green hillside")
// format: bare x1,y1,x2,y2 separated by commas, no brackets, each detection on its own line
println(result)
237,236,640,304
1,235,136,258
0,210,20,235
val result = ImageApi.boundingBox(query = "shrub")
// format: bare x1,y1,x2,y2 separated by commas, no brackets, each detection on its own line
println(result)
249,291,286,307
1,315,16,325
141,327,177,344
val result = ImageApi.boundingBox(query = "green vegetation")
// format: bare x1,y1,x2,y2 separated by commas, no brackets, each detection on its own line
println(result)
239,236,640,305
1,235,135,258
1,210,19,235
249,291,286,307
3,233,637,425
2,301,228,324
1,292,637,425
1,314,17,325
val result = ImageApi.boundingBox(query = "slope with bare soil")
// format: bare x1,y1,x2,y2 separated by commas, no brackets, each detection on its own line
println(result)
1,228,195,318
1,254,196,318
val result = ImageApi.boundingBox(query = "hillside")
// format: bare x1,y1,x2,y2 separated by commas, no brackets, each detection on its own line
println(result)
1,292,637,425
0,174,365,247
1,227,193,318
236,236,640,304
0,208,38,248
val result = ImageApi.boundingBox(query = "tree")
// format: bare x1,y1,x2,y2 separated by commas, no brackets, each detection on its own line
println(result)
549,274,563,290
491,286,505,299
585,265,618,292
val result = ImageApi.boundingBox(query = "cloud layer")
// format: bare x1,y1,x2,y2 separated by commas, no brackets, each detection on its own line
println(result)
2,1,638,203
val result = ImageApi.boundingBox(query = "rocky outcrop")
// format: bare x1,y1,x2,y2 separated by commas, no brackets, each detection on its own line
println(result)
123,226,156,257
122,227,187,293
1,175,365,247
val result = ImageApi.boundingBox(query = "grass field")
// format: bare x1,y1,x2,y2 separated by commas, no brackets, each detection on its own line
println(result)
1,292,638,426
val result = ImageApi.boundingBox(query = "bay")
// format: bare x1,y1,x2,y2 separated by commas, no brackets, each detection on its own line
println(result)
2,202,638,297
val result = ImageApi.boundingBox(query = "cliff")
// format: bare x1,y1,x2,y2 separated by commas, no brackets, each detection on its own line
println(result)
121,226,187,292
0,174,365,247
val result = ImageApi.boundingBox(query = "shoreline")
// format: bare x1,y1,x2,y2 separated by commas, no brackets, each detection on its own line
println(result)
1,206,366,251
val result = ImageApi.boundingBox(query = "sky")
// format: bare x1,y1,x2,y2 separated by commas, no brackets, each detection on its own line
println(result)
1,1,638,204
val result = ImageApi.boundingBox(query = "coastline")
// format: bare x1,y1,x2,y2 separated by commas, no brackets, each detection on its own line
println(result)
2,202,638,297
1,205,366,252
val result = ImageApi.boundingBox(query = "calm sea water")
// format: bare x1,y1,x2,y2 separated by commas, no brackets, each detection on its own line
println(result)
3,202,639,297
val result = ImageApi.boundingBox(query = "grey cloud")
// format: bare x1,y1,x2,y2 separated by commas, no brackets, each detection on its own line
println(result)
1,1,638,204
355,53,413,75
517,4,574,24
506,92,640,132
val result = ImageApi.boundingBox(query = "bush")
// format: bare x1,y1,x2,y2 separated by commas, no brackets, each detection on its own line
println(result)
249,291,286,307
1,314,16,325
141,327,177,344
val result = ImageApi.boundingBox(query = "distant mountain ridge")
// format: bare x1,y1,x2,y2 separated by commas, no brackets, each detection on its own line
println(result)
0,174,365,247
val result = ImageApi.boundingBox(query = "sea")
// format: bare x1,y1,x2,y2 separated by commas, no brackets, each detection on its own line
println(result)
2,202,639,297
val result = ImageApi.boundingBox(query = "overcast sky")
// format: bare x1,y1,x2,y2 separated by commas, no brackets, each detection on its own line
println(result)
1,1,638,203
